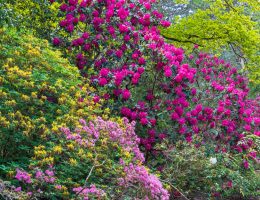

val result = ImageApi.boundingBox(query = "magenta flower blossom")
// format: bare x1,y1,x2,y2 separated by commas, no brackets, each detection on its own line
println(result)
122,89,131,100
15,169,31,184
52,37,61,46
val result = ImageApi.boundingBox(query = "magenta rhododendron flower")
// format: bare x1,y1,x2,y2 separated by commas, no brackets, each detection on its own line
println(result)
52,37,61,46
15,169,31,184
122,89,131,100
243,160,249,169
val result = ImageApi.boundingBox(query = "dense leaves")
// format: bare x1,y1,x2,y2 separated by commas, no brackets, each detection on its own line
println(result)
160,0,260,94
0,28,103,178
0,0,259,199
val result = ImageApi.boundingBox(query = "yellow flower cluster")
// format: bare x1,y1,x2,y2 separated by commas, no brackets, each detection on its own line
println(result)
0,29,111,178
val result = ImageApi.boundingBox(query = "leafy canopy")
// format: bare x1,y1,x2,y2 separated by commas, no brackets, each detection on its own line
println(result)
161,0,260,91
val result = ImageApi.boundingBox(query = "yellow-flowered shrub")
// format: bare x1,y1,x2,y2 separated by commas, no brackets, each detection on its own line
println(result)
1,0,61,40
0,28,106,177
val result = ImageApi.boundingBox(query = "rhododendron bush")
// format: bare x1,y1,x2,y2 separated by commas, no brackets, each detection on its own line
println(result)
10,118,169,199
0,0,259,199
51,0,196,149
48,0,259,197
51,0,259,152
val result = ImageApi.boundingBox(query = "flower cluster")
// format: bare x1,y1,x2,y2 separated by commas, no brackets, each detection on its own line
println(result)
51,0,197,150
15,169,32,184
188,51,260,152
50,0,260,160
11,117,168,199
72,185,105,199
119,163,169,200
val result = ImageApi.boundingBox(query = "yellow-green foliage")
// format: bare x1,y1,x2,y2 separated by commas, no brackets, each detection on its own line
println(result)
2,0,61,39
161,0,260,87
0,28,106,174
0,28,151,199
29,118,137,198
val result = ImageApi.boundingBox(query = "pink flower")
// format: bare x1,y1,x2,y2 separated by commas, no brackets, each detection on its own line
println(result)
122,89,131,100
159,133,166,140
140,118,149,126
164,69,172,77
194,44,199,49
243,160,249,169
45,170,54,177
160,20,171,27
15,169,31,184
82,32,89,39
121,107,132,117
227,180,233,188
186,136,192,143
93,95,100,103
171,112,179,120
132,53,139,59
191,88,197,95
146,92,154,101
35,170,44,179
119,24,128,33
138,57,146,65
175,74,183,82
244,124,251,131
115,50,123,58
100,68,110,77
79,14,86,22
66,24,74,32
139,112,148,119
52,37,61,46
15,187,22,192
118,7,129,20
59,3,68,12
150,118,157,126
131,112,138,120
144,3,151,10
98,78,108,86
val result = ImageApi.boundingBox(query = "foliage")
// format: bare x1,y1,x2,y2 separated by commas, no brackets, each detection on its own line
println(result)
52,0,259,155
0,28,168,200
11,117,169,199
156,135,260,198
51,1,259,198
0,0,60,40
0,28,105,178
0,0,259,199
160,0,260,91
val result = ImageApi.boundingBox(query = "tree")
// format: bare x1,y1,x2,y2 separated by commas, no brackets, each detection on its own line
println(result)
0,0,60,40
159,0,260,94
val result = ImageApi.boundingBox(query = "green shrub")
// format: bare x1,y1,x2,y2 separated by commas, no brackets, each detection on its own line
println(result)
155,135,260,199
0,28,105,178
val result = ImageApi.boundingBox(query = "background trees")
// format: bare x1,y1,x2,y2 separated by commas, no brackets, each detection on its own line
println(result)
159,0,260,95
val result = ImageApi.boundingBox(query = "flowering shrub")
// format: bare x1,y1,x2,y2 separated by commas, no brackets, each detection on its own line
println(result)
12,117,169,199
155,135,260,199
0,180,29,199
51,0,259,155
187,50,260,152
0,0,259,199
51,0,197,151
0,28,105,178
48,1,260,197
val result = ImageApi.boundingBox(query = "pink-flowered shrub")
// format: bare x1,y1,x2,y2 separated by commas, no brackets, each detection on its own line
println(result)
51,0,259,155
13,117,169,199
